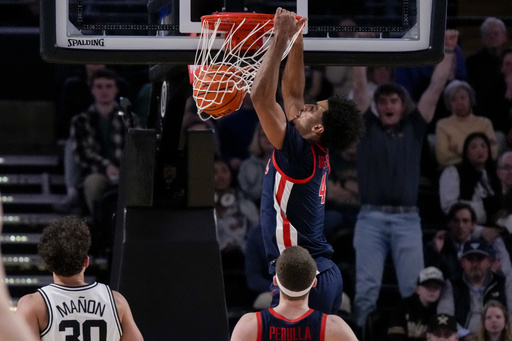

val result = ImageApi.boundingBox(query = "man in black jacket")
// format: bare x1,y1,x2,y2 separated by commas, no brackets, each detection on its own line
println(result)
437,239,512,339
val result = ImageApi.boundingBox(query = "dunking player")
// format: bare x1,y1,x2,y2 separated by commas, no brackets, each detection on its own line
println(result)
231,246,358,341
16,216,144,341
250,8,365,314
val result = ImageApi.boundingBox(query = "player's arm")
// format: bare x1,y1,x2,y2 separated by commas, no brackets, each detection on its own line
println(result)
230,312,259,341
417,29,459,123
15,293,47,340
324,315,359,341
113,291,144,341
281,32,305,121
0,197,40,341
352,66,370,114
251,8,306,149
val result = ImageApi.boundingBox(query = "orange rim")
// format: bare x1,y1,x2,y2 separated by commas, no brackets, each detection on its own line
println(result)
201,12,275,32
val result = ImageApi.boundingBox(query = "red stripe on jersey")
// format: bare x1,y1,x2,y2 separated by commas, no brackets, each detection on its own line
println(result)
257,311,262,340
276,174,292,248
281,210,292,248
320,313,327,341
271,146,317,184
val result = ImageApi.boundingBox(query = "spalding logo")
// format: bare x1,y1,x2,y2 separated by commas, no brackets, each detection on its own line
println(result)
67,39,105,47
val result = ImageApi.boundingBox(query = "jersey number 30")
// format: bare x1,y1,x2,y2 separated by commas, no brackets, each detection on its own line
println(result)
59,319,107,341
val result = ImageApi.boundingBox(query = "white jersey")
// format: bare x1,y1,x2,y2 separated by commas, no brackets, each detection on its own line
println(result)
38,282,122,341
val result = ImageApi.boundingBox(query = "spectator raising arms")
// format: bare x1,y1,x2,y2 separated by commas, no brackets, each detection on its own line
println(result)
351,29,459,327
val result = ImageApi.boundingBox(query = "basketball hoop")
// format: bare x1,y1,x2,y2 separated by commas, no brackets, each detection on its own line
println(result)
192,12,304,120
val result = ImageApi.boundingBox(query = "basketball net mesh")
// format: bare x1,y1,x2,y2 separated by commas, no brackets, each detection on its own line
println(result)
192,14,304,120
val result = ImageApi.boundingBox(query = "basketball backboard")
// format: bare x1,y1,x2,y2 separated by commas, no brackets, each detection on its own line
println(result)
40,0,447,66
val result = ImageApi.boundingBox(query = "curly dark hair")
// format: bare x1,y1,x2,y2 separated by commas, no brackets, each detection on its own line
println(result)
276,246,317,300
38,216,91,277
320,96,365,151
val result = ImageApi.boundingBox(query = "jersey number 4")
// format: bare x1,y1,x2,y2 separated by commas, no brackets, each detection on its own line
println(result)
59,319,107,341
319,173,326,204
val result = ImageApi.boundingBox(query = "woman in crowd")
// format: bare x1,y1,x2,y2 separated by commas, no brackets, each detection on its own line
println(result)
439,132,501,225
477,300,512,341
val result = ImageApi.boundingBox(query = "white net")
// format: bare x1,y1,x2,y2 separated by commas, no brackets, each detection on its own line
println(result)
192,13,303,120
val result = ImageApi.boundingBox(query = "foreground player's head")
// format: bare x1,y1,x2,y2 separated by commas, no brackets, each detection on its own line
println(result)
275,246,317,300
320,96,365,151
38,216,91,277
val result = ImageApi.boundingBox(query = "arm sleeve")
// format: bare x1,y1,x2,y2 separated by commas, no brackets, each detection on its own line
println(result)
439,166,460,214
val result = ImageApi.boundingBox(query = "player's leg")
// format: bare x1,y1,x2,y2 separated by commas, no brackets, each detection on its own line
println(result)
353,209,389,327
308,262,343,314
390,211,424,297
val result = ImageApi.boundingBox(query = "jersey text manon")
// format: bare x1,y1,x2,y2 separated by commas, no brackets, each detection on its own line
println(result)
56,297,106,318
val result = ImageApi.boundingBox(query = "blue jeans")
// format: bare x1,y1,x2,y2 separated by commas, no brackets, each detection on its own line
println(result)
353,208,424,326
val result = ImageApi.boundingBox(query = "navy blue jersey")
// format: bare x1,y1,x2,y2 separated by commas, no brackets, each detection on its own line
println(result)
260,123,334,273
257,308,327,341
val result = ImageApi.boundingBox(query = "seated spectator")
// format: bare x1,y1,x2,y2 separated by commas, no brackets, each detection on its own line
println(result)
214,159,259,271
237,123,274,206
426,314,459,341
439,132,502,225
435,81,499,168
387,267,445,341
466,17,509,135
476,300,512,341
57,64,132,140
324,142,359,241
425,203,512,281
71,68,138,210
437,240,512,337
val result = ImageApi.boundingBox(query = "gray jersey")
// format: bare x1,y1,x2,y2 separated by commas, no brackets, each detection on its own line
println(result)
38,282,122,341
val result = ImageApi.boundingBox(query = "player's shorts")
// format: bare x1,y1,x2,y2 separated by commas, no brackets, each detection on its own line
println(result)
270,260,343,314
